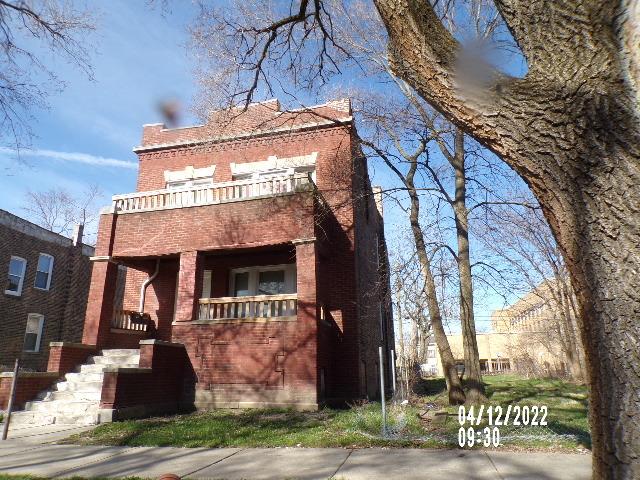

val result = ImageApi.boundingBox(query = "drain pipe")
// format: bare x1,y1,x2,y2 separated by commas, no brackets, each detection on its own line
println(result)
139,259,161,313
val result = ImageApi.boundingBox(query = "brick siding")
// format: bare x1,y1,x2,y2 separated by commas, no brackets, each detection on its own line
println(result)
0,212,93,371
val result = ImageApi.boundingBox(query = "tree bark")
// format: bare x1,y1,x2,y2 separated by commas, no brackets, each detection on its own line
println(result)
451,130,486,403
375,1,640,475
406,165,466,405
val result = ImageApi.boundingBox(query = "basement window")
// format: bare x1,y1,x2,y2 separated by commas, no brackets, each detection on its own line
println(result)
24,314,45,352
5,256,27,296
34,253,54,290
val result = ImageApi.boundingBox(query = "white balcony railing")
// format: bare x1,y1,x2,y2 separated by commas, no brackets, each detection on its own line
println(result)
111,173,312,214
112,309,149,332
198,294,298,321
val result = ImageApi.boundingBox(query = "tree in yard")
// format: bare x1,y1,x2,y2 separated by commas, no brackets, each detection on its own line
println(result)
190,1,640,476
481,201,587,381
23,184,102,242
0,0,95,148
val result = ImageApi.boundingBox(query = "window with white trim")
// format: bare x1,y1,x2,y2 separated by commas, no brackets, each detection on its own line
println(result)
164,165,216,189
24,314,45,352
5,256,27,296
34,253,54,290
229,264,296,297
167,177,214,189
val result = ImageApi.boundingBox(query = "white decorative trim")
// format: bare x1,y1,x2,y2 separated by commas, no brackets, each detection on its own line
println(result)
133,118,352,153
90,255,113,262
231,152,317,176
164,165,216,183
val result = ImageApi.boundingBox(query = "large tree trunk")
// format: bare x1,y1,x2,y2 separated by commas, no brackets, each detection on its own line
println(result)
375,0,640,475
451,130,486,403
406,170,466,405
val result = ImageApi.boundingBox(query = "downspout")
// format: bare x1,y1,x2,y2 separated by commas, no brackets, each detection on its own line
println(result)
139,259,161,313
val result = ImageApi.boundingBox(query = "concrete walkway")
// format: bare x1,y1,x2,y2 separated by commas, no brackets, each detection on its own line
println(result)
0,424,592,480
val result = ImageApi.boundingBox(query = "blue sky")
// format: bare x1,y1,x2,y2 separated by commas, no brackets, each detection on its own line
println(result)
0,1,200,219
0,1,530,330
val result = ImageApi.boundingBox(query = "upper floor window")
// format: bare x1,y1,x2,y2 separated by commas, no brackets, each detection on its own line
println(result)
34,254,54,290
231,153,318,183
164,165,216,189
24,313,45,352
6,256,27,296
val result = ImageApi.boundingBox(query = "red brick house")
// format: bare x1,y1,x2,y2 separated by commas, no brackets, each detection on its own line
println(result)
0,210,93,371
4,99,394,424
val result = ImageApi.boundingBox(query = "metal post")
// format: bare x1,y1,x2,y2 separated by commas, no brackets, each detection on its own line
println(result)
390,349,397,395
378,346,386,436
2,358,20,440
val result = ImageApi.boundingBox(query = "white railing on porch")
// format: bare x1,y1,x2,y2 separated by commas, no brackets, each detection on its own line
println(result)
112,310,149,332
198,294,298,321
111,173,312,214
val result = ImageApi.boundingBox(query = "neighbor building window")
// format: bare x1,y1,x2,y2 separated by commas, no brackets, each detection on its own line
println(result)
229,265,296,297
34,254,54,290
24,314,45,352
6,256,27,296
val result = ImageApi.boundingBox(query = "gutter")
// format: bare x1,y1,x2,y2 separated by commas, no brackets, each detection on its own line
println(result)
139,259,160,313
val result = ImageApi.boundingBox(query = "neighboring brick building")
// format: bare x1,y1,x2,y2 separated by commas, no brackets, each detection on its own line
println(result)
0,210,94,371
424,280,585,379
62,98,393,414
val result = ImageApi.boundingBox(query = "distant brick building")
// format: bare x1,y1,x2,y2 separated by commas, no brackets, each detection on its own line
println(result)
0,210,94,371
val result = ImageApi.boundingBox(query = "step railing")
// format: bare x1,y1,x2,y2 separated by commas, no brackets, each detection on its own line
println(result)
111,310,149,332
112,173,312,214
198,294,298,321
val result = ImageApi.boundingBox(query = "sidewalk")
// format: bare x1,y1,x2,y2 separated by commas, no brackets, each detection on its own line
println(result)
0,424,592,480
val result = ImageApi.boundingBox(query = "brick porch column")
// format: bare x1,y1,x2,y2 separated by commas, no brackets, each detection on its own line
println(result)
82,259,119,347
290,239,318,401
174,251,204,322
82,212,119,347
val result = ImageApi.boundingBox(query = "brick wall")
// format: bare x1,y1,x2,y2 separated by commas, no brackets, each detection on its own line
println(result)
0,216,93,371
47,343,96,374
84,99,393,407
100,341,189,414
0,372,60,410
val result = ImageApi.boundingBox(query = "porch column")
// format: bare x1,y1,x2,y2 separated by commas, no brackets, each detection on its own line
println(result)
82,259,119,347
290,239,318,402
174,251,204,322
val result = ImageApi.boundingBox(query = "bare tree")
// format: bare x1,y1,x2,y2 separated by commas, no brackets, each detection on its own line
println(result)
23,184,102,242
190,1,640,475
481,203,586,381
0,0,95,148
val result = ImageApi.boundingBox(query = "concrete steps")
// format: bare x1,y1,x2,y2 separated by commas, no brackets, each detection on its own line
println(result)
9,349,140,426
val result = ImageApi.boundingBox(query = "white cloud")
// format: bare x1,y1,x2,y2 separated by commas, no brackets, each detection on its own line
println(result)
0,147,138,169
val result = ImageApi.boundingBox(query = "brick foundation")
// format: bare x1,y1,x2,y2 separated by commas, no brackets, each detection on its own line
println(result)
0,372,61,410
99,340,189,418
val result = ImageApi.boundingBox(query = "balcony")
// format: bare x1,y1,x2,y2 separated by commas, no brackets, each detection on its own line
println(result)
111,173,313,214
197,294,298,322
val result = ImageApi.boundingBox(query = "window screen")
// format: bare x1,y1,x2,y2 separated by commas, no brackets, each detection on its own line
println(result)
258,270,285,295
234,272,250,296
24,314,44,352
34,254,53,290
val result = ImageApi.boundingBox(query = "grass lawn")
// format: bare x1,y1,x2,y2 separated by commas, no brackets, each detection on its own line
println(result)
64,375,590,452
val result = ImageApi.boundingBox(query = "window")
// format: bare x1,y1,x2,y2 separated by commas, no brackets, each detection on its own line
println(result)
164,165,216,189
233,271,250,296
229,265,296,297
24,314,44,352
258,270,285,295
34,254,54,290
202,270,212,298
5,256,27,296
166,177,214,189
